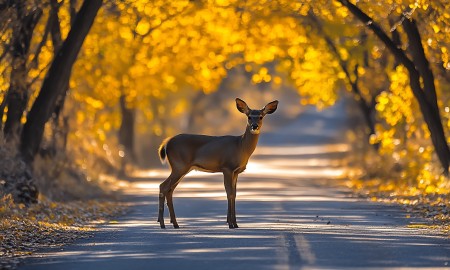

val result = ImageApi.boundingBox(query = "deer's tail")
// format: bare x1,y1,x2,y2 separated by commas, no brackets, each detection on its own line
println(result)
158,137,171,164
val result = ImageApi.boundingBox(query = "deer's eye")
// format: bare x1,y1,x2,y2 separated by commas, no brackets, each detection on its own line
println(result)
248,116,251,120
259,116,263,120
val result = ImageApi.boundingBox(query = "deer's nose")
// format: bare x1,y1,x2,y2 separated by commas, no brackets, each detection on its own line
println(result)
251,124,259,130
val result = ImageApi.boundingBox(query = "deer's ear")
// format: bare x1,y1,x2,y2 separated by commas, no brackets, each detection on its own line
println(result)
262,100,279,115
236,98,250,114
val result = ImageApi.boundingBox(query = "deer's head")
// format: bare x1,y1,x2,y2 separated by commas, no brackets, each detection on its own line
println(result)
236,98,279,135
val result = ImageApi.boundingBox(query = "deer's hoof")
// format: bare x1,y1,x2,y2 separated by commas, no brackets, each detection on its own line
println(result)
160,224,166,229
229,223,239,229
173,224,180,229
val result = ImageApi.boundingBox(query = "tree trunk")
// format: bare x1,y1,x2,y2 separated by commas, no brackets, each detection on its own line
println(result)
402,19,439,117
118,94,136,176
389,18,402,68
401,18,449,175
48,0,69,154
20,0,103,164
407,68,450,174
337,0,449,174
3,6,42,139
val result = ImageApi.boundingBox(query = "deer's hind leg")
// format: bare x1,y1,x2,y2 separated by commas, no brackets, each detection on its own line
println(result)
166,180,183,228
159,170,187,229
158,191,166,228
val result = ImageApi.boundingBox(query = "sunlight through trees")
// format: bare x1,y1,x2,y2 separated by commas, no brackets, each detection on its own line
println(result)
0,0,448,203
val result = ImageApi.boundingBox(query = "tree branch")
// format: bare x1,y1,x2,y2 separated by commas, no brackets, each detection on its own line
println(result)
50,0,63,51
337,0,417,73
70,0,77,26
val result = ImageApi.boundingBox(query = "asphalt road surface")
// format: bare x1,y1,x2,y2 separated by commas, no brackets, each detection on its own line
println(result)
20,101,450,270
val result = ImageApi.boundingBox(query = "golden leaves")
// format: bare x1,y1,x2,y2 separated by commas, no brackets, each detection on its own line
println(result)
288,46,339,108
251,67,271,84
10,0,445,203
375,66,415,128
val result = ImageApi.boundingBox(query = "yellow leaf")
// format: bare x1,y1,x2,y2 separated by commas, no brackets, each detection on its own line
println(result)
338,48,348,60
273,76,282,85
425,185,436,194
119,27,133,40
432,24,440,33
136,20,150,35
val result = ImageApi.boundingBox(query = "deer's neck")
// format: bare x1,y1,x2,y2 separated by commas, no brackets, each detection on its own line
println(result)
241,125,260,158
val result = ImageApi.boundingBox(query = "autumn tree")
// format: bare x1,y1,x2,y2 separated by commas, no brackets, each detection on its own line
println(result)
20,0,103,165
1,1,42,139
1,0,448,203
336,0,449,175
0,0,103,203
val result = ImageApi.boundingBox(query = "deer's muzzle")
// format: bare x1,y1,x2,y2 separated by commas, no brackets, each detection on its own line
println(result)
250,124,260,134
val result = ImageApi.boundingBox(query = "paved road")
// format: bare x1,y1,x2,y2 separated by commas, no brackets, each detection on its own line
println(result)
20,101,450,269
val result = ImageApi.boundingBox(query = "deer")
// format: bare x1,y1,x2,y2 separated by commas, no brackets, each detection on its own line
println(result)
157,98,278,229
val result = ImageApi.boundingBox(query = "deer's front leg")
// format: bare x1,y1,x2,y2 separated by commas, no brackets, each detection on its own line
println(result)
230,172,239,228
224,170,239,229
223,170,236,229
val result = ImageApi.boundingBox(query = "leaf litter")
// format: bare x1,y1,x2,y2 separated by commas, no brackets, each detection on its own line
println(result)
0,194,128,269
347,177,450,235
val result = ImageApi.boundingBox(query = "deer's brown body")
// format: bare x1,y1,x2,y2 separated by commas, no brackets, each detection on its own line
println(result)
158,98,278,229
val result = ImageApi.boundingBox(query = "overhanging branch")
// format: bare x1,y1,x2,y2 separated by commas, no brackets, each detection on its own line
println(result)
337,0,416,73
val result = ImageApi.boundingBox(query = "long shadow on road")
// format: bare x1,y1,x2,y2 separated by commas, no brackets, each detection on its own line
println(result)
19,102,450,270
